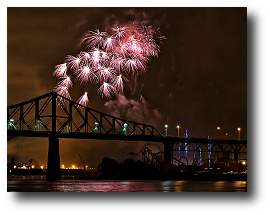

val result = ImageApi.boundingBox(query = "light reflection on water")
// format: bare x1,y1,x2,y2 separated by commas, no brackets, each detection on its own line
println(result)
7,176,247,192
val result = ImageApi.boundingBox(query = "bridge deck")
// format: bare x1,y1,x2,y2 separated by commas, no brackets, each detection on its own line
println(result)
7,130,246,144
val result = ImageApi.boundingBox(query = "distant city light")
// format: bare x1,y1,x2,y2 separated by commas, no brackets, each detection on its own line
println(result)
176,125,180,137
237,127,241,140
165,124,168,136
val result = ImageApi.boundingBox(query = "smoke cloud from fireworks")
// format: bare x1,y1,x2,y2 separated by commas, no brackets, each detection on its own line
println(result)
104,94,164,127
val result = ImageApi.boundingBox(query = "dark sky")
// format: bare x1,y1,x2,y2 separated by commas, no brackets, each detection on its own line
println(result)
7,7,247,168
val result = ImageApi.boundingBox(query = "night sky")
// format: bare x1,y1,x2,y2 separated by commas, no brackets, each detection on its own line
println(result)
7,7,247,168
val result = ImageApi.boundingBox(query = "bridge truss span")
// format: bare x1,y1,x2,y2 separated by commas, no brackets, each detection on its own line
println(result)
7,91,163,140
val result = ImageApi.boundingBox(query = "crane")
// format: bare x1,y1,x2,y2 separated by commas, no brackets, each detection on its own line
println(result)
78,154,85,171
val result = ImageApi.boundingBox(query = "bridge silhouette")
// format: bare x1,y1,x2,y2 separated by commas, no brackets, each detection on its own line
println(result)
7,91,247,181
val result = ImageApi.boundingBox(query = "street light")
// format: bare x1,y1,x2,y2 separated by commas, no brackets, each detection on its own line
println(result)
237,127,241,140
8,119,15,130
176,125,180,138
165,124,168,136
217,126,220,139
93,122,99,132
123,123,127,135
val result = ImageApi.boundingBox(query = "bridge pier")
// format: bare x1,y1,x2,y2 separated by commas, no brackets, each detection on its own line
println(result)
234,144,239,172
162,142,173,174
46,136,61,181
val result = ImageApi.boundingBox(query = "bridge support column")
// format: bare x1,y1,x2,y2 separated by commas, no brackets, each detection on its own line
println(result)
46,136,61,181
164,142,171,166
162,142,173,174
234,144,239,172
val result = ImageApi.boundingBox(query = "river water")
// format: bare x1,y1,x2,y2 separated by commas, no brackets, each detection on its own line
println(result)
7,176,247,192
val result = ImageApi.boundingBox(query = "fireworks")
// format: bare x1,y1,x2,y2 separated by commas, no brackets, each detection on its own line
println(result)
53,86,71,105
53,63,67,78
58,76,73,88
113,75,127,94
97,82,115,98
75,66,96,83
76,92,89,107
53,21,165,107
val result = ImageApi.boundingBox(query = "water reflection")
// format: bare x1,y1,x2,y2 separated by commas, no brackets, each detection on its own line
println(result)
161,181,172,192
50,181,164,192
7,176,247,192
173,181,185,192
213,181,225,192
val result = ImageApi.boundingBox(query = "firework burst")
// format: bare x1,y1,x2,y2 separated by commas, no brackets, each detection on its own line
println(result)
75,66,96,83
53,86,71,105
97,82,115,98
77,92,89,107
52,20,165,107
53,63,67,78
113,75,128,94
65,55,81,70
58,76,73,88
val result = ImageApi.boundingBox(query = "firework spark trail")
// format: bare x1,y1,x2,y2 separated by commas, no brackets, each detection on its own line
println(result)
97,82,115,98
65,55,81,70
75,66,97,83
83,29,107,48
77,92,89,106
96,68,114,83
53,63,67,78
53,21,165,107
58,76,73,88
53,86,71,105
113,75,128,94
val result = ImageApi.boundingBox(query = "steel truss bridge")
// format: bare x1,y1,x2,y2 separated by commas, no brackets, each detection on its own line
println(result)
7,91,247,180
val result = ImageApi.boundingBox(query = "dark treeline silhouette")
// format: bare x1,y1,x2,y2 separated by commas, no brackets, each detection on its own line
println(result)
97,156,247,181
98,157,160,180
